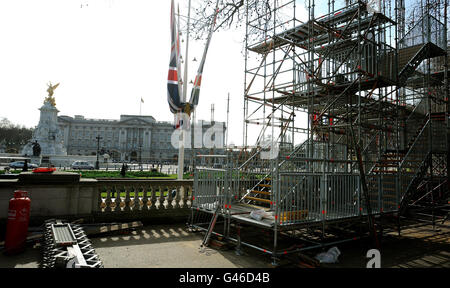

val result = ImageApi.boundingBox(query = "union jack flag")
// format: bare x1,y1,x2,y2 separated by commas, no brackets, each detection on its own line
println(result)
167,0,183,114
168,0,219,127
188,2,219,110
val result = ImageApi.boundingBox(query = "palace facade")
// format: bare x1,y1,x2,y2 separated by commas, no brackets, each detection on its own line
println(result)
57,114,225,163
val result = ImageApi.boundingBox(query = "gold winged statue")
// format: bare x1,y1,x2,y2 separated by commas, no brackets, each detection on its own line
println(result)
44,82,60,106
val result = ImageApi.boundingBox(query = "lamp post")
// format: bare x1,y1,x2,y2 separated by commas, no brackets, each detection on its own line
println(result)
138,144,143,171
95,135,102,170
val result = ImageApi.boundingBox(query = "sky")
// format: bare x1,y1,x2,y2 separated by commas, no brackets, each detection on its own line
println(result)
0,0,251,146
0,0,422,147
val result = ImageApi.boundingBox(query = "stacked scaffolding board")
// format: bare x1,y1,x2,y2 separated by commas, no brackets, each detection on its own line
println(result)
40,220,103,268
191,0,448,263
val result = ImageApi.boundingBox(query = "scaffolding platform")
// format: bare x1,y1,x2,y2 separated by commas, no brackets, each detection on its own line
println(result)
190,0,449,265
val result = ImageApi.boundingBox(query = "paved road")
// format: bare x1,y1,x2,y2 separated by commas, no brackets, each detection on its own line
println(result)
1,164,191,175
0,224,271,268
0,223,448,268
91,224,271,268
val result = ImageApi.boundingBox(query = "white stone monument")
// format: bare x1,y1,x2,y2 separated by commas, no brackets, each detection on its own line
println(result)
22,82,67,159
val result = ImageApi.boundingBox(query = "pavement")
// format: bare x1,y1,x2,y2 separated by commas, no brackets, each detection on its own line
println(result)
0,222,448,268
320,223,450,268
89,224,271,268
0,223,272,268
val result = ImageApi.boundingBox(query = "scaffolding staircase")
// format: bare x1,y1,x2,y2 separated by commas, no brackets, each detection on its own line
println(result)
361,12,448,213
398,13,447,84
243,178,273,206
400,110,449,211
366,108,448,214
367,110,430,212
398,43,445,86
239,140,309,207
190,1,448,264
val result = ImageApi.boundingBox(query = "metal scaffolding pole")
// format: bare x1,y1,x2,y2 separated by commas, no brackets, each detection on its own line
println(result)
191,0,449,264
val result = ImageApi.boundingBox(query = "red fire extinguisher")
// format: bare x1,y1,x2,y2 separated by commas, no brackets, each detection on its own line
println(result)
4,190,31,255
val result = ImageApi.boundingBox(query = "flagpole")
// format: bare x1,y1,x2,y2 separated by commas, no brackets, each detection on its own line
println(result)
226,93,230,147
191,109,196,171
183,0,191,102
177,0,191,180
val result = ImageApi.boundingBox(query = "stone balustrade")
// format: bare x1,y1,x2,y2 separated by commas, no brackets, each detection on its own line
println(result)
0,172,193,227
95,179,193,222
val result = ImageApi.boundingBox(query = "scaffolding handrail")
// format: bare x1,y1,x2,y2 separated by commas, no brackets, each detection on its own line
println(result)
237,147,262,170
398,119,430,171
238,139,310,203
399,13,446,50
399,152,432,207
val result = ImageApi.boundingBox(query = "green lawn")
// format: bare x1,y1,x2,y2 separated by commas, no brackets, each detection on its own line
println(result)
1,169,192,199
0,169,22,174
71,170,169,178
1,169,193,179
100,191,162,198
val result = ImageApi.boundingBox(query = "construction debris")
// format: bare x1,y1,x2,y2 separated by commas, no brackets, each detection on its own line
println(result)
1,221,143,252
40,219,103,268
209,238,231,251
315,247,341,264
298,253,320,267
249,209,274,221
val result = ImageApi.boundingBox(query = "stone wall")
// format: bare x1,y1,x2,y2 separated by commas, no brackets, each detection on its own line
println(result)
0,173,193,235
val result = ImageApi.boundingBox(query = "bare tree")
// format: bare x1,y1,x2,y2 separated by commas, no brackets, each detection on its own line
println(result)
405,0,448,29
187,0,448,40
186,0,277,40
0,118,34,153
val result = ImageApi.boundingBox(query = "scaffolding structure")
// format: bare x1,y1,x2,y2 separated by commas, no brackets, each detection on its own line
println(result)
190,0,449,264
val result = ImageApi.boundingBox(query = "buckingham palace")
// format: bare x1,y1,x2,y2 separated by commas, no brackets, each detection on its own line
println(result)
57,114,225,163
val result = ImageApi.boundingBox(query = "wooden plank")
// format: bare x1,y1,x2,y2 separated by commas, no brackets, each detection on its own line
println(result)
251,190,271,196
258,184,272,188
280,210,309,221
298,253,320,267
244,196,272,204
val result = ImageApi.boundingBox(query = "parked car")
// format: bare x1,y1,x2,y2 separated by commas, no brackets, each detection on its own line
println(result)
8,161,38,169
71,161,95,170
